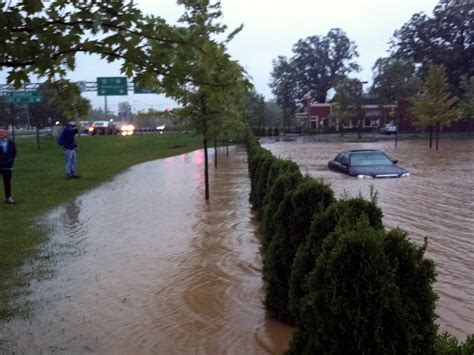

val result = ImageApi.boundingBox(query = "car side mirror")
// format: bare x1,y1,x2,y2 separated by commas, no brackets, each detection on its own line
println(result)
392,159,398,164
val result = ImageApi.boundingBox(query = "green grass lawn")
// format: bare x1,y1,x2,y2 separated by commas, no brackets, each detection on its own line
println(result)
0,132,202,319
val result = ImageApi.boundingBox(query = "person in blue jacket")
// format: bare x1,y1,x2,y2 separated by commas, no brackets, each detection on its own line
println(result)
60,122,80,179
0,128,17,204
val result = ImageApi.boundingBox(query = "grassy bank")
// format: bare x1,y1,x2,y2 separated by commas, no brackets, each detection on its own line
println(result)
0,132,202,319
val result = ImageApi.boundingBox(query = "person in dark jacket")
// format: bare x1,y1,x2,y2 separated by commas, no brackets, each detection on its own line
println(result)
0,129,17,204
61,122,80,179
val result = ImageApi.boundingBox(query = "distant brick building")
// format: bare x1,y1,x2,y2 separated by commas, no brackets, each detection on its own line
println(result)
300,98,473,133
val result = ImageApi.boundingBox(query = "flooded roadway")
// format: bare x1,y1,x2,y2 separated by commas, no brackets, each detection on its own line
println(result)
263,136,474,340
0,146,292,353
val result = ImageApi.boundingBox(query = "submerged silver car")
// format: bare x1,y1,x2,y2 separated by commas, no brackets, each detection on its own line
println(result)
328,149,409,178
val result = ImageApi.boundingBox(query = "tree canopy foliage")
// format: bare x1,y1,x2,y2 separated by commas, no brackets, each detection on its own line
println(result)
269,56,297,130
391,0,473,96
411,63,462,149
169,0,248,199
1,0,247,118
269,28,360,127
291,28,360,103
370,57,419,104
411,64,461,129
1,0,178,85
459,75,474,121
333,78,364,134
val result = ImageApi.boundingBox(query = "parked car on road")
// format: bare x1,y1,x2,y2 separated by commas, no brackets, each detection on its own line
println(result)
380,122,397,135
89,121,118,135
328,149,409,178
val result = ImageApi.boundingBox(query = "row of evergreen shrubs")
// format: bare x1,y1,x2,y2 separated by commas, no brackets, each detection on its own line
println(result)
251,126,280,137
245,132,473,354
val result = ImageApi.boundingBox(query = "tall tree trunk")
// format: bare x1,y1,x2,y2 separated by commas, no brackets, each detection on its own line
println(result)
395,129,398,147
435,122,440,151
429,126,433,149
204,137,209,201
214,138,217,168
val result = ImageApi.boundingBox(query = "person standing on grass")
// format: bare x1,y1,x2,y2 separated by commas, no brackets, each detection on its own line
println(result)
60,121,80,179
0,128,17,204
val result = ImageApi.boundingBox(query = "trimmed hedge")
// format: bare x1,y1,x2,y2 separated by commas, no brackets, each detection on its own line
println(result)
288,195,384,323
261,167,302,248
245,131,472,354
288,222,438,354
435,333,474,354
263,176,334,323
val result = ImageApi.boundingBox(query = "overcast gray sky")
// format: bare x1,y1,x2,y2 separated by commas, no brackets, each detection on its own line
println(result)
8,0,441,114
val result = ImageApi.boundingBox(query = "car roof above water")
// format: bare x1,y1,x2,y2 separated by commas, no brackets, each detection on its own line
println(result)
348,149,380,153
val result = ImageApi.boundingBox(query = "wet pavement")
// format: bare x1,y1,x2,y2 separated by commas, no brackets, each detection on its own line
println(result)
0,146,292,354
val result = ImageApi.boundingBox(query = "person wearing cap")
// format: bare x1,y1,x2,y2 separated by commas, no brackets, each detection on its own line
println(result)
0,129,17,204
61,121,80,179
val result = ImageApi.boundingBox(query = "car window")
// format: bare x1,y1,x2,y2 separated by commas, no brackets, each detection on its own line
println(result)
340,153,349,165
334,153,343,162
351,152,393,166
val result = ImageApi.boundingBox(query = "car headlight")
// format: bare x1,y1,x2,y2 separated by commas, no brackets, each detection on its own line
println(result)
357,175,373,179
401,172,410,177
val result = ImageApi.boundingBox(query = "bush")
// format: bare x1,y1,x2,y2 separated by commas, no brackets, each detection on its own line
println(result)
289,195,384,322
260,161,302,246
383,229,438,354
253,154,278,211
435,333,474,355
248,148,272,205
263,177,334,323
288,220,439,354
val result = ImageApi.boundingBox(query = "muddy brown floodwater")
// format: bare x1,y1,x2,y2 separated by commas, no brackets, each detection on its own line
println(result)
263,136,474,340
0,146,292,354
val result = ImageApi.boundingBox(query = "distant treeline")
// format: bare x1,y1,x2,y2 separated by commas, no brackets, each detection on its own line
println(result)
245,132,473,354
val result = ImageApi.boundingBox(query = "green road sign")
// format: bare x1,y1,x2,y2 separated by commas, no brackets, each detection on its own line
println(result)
5,91,43,104
133,84,157,94
97,77,128,96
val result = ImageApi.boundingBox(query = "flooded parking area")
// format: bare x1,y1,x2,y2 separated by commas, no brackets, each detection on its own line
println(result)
0,146,292,354
263,136,474,340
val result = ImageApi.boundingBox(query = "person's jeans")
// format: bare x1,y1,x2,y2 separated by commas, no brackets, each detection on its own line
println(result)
64,149,77,177
0,169,12,198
